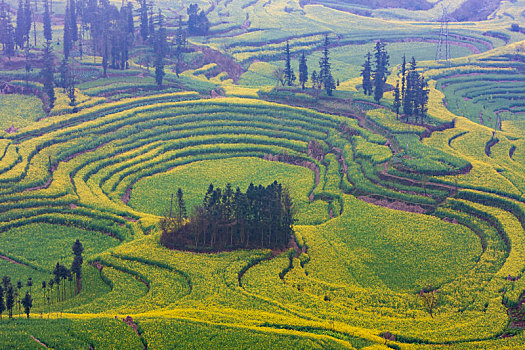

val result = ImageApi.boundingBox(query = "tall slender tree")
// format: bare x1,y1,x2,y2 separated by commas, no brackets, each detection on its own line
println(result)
21,292,32,318
176,188,187,225
154,9,167,87
16,280,22,315
319,34,335,96
15,0,25,48
6,285,14,319
71,239,83,294
42,41,56,111
361,51,373,96
373,40,389,103
139,0,148,41
401,54,406,100
298,51,308,90
393,80,401,119
0,285,5,320
63,3,72,59
283,41,295,86
43,0,52,42
70,0,78,41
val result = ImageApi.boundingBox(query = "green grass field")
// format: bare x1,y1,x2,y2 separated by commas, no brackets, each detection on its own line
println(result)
0,0,525,348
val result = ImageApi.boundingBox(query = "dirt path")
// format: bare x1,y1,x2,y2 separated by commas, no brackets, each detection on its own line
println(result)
0,254,28,266
122,316,147,350
30,335,48,348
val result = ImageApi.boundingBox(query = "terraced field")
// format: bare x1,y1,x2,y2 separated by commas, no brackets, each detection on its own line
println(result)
0,0,525,348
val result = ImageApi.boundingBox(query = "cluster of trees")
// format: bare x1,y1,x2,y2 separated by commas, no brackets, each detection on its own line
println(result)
160,182,295,251
0,0,207,112
0,276,33,319
0,240,83,320
393,56,429,124
0,0,33,57
361,40,390,103
275,34,338,96
187,4,209,36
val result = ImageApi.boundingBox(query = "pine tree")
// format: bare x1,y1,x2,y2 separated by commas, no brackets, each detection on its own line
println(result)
15,0,25,48
319,34,335,96
63,3,72,59
6,285,14,319
21,292,32,318
373,40,389,103
43,0,52,42
0,285,5,320
153,9,167,87
16,280,22,315
283,41,295,86
41,281,46,311
67,74,76,111
23,0,30,47
4,12,15,57
401,54,406,100
42,41,55,111
174,15,186,77
176,188,187,225
139,0,148,41
0,0,10,54
148,6,154,39
127,2,134,37
393,80,401,119
415,74,429,124
71,239,83,294
1,276,10,291
26,277,32,295
298,51,308,90
361,51,373,96
70,0,77,41
311,70,318,89
187,4,209,36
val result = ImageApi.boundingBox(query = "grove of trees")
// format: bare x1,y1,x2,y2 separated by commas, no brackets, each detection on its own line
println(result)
160,182,295,251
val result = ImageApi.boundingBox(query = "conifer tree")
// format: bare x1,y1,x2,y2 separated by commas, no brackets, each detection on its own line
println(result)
0,0,11,54
41,281,46,310
42,41,56,110
174,16,186,77
127,2,134,37
393,80,401,119
283,41,295,86
176,188,187,225
15,0,25,48
6,285,14,319
1,276,10,291
70,0,77,41
153,9,167,87
319,34,335,96
63,3,72,59
4,13,15,57
16,280,22,315
21,292,32,318
71,239,83,294
361,51,373,96
298,51,308,90
373,40,389,103
139,0,148,41
23,0,30,47
43,0,52,42
311,70,318,89
26,277,32,295
187,3,209,36
0,285,5,320
401,54,406,100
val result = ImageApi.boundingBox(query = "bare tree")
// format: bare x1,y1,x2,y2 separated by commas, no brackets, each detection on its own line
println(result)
272,67,285,86
419,287,438,318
